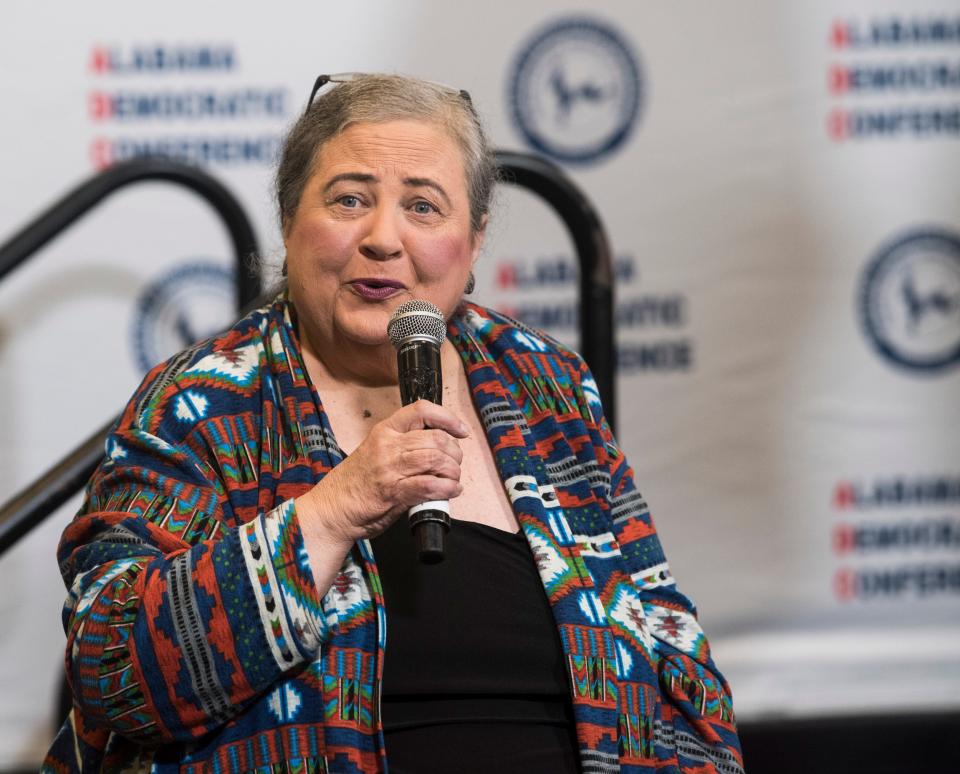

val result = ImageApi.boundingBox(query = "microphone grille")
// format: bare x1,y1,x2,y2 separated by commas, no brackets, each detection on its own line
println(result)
387,300,446,349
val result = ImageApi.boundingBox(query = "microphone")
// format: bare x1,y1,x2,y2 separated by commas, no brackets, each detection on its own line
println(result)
387,299,450,563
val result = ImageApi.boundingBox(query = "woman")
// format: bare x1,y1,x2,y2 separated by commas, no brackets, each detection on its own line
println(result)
44,74,742,773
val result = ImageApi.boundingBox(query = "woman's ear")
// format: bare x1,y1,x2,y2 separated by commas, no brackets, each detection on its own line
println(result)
470,214,489,264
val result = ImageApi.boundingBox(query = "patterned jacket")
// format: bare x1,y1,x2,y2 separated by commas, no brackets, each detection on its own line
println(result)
44,298,742,773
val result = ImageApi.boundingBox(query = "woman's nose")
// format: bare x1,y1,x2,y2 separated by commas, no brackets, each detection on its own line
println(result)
359,205,404,260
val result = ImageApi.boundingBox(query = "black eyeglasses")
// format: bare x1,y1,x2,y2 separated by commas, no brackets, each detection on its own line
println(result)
305,72,473,114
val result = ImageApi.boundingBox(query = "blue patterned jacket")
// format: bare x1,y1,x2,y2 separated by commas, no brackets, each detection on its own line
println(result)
44,298,742,773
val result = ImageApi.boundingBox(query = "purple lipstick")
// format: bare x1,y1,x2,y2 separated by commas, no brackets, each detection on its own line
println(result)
349,278,406,300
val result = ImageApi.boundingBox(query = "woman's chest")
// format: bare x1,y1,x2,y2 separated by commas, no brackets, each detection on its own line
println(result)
449,429,518,532
317,369,520,533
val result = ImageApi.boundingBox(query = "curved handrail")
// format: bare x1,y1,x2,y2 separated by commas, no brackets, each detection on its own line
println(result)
0,157,262,308
494,151,616,429
0,151,615,557
0,158,261,556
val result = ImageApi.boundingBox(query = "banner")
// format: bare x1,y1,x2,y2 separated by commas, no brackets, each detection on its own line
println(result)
1,0,957,765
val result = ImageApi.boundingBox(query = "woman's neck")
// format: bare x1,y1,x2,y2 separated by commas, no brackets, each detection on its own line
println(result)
298,320,466,453
297,318,399,388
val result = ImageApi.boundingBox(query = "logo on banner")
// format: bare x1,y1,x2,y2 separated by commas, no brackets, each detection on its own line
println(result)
508,17,643,164
830,473,960,602
859,228,960,372
89,44,236,74
86,42,289,169
825,16,960,141
489,252,694,373
132,261,236,372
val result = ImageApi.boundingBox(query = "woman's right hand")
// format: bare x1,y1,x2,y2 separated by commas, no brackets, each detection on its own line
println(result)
294,399,468,579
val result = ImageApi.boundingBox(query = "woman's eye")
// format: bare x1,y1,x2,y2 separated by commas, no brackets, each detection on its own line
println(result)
338,195,361,208
412,201,437,215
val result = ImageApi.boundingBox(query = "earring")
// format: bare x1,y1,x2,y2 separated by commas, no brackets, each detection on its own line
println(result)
464,271,476,294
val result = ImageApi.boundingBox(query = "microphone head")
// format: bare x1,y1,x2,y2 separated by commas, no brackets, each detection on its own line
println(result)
388,300,446,349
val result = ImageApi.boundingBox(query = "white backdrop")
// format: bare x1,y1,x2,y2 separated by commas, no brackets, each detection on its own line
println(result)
1,0,959,766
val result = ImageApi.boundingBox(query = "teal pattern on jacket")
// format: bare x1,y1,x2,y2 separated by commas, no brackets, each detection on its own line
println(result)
45,297,742,773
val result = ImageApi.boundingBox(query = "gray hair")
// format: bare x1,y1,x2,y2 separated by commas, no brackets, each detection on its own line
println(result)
276,73,497,235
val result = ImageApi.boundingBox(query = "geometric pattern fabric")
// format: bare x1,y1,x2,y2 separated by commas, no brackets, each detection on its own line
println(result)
43,298,742,773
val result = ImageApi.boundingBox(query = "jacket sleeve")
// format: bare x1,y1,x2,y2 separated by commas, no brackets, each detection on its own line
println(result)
578,364,744,773
58,389,331,744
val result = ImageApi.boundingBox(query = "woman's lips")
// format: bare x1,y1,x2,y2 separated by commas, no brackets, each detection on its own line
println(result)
348,279,406,300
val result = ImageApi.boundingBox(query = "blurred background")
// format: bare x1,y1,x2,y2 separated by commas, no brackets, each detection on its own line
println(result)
1,1,958,771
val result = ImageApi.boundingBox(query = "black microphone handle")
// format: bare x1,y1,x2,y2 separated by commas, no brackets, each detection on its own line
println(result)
396,340,450,563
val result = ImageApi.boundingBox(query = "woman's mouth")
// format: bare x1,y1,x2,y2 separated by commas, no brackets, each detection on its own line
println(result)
348,278,406,300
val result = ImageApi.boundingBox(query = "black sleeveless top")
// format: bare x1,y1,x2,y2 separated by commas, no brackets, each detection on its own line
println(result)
371,517,581,774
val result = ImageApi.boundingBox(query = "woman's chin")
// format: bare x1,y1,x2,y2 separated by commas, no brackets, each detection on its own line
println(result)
334,316,393,350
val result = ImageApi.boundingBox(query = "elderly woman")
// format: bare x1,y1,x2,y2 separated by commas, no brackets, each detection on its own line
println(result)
44,74,741,773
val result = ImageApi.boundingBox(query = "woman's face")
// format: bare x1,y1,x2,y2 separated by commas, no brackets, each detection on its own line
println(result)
284,119,483,363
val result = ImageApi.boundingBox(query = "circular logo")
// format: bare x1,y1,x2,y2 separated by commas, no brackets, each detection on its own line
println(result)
132,261,236,372
508,17,643,164
859,229,960,372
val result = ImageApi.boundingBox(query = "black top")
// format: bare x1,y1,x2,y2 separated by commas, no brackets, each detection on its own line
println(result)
371,517,581,774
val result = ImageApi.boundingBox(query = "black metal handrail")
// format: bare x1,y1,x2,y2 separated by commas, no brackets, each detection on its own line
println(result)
0,151,614,557
0,158,261,556
0,157,261,309
494,151,616,428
